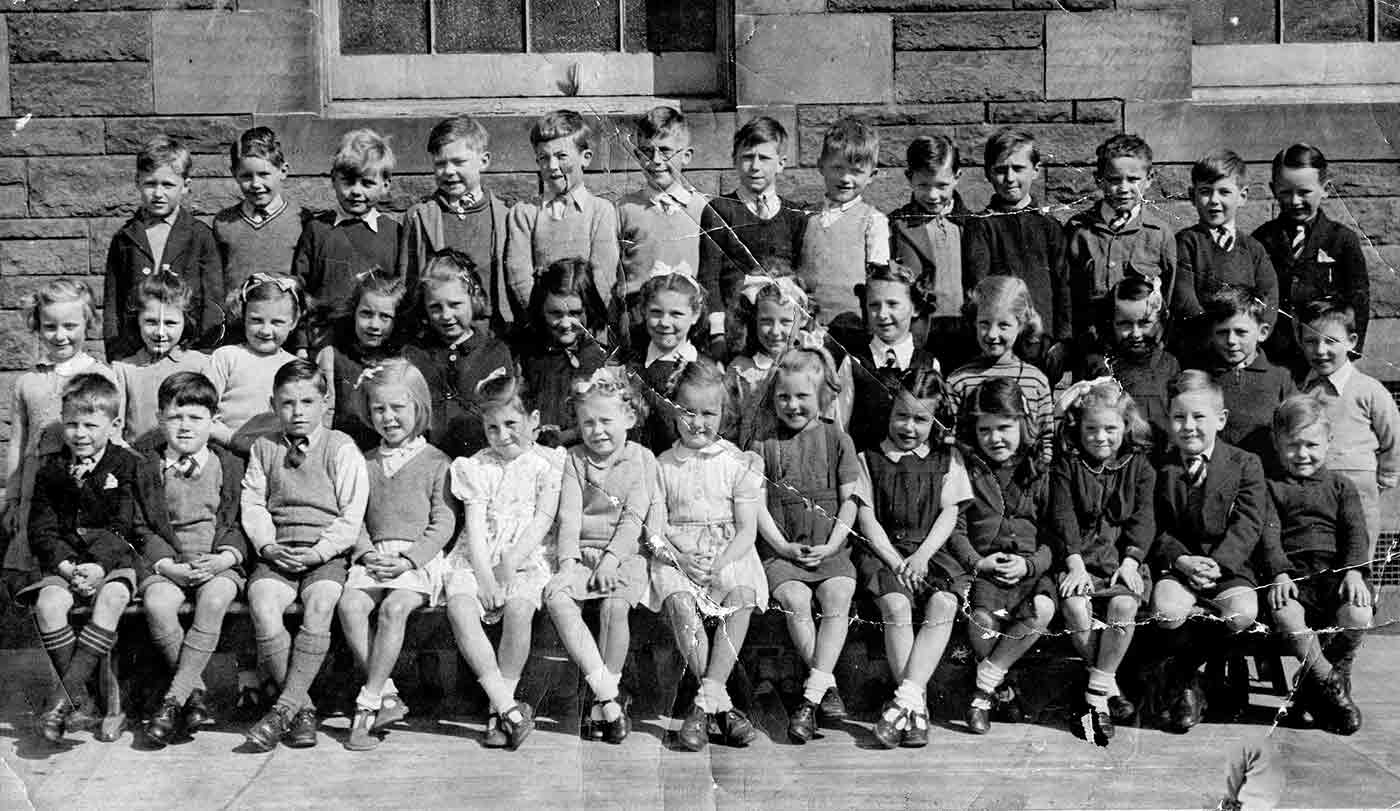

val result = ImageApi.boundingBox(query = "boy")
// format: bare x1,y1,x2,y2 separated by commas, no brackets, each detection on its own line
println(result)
503,110,620,326
1255,144,1370,379
698,116,808,356
292,128,401,347
797,117,889,323
1171,149,1278,356
241,359,368,751
1200,287,1296,469
1262,394,1367,735
1298,299,1398,558
214,126,303,296
20,374,143,743
1065,134,1176,357
104,135,222,359
1150,371,1267,733
617,107,708,337
962,128,1071,377
134,371,248,746
398,115,510,333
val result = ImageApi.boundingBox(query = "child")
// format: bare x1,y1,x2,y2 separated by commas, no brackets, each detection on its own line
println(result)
445,370,564,750
1075,278,1179,455
241,359,369,751
404,251,513,460
207,275,302,452
962,128,1071,376
649,360,768,751
398,115,510,332
1263,394,1368,735
1051,379,1156,746
1171,149,1278,355
113,273,211,449
889,135,974,370
3,281,117,582
504,110,620,326
315,272,408,451
1255,144,1369,378
517,258,610,448
798,117,889,322
19,373,142,743
337,358,453,751
1298,299,1398,558
1064,133,1176,352
103,135,222,360
214,126,303,296
1200,287,1296,469
293,128,401,346
1150,371,1267,734
856,372,970,749
699,116,808,355
629,266,705,453
617,107,709,334
947,275,1055,464
134,372,248,746
750,346,862,743
545,367,661,745
845,261,943,453
949,378,1057,735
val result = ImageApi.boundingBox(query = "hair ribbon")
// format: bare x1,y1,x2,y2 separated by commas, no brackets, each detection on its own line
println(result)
474,366,512,395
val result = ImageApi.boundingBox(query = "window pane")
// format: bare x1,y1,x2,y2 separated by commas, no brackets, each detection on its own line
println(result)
437,0,525,52
1202,0,1277,44
340,0,428,54
625,0,717,53
531,0,620,52
1284,0,1367,41
1382,4,1400,38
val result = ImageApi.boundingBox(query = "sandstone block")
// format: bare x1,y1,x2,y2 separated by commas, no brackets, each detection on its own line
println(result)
30,157,135,218
0,240,91,277
1045,11,1191,101
737,14,894,105
1075,100,1122,124
1126,102,1400,163
11,63,152,116
894,12,1043,50
0,220,88,240
106,115,253,154
989,102,1072,123
153,11,313,114
0,118,105,157
799,103,985,129
896,50,1043,104
8,13,150,62
831,0,1013,10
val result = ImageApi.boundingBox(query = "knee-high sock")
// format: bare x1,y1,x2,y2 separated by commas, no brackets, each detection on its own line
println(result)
255,629,292,688
38,624,76,682
61,623,117,702
274,630,332,712
168,625,221,704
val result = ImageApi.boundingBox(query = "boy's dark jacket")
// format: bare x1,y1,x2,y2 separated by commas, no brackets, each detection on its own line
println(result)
1151,440,1267,581
103,207,224,359
27,444,143,579
133,443,249,572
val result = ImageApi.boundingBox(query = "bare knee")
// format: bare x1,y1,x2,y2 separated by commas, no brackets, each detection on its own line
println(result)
378,593,421,626
142,584,185,629
816,578,855,617
664,592,698,624
94,582,132,615
722,588,757,610
196,578,237,613
1337,604,1372,631
1061,596,1092,632
877,594,913,625
1028,595,1056,629
1270,602,1307,634
600,597,631,629
300,585,343,632
923,591,959,623
34,587,74,630
337,589,374,622
1106,595,1139,624
774,583,813,615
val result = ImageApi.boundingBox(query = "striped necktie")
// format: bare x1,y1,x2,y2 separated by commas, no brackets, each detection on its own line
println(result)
1185,455,1207,487
1214,226,1234,251
1290,225,1307,259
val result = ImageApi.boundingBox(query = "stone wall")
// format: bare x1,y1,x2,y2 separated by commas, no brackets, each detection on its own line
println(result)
0,0,1398,484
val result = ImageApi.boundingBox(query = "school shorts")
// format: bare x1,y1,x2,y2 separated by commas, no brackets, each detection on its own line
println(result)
248,555,348,596
15,568,138,605
139,568,245,597
1058,571,1153,609
1266,553,1370,628
967,573,1056,624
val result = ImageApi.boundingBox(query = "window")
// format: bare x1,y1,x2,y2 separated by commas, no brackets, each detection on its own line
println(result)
320,0,729,112
1192,0,1400,102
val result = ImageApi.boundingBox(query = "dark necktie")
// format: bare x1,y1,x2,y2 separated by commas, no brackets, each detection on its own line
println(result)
1186,455,1207,488
1214,226,1234,251
883,348,898,370
70,457,96,482
1290,225,1307,259
285,438,309,469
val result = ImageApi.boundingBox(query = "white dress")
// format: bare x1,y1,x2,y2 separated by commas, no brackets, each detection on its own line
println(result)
647,439,770,615
444,445,565,620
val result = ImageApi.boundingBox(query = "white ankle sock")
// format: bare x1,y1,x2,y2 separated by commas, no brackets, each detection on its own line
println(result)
894,679,927,713
976,660,1007,695
803,669,835,705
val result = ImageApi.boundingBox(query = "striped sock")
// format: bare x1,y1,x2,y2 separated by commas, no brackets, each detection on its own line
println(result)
38,624,76,679
1085,667,1112,711
975,660,1007,696
61,623,117,699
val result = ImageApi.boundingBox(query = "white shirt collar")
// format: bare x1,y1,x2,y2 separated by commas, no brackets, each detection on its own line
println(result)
1100,201,1141,228
544,185,590,210
380,437,427,475
41,352,96,375
823,196,861,214
671,438,735,461
650,182,694,211
1214,222,1237,238
333,207,382,232
1183,442,1215,465
736,186,779,218
1309,362,1356,394
751,351,776,371
645,340,698,369
880,438,929,462
163,446,211,474
869,333,915,370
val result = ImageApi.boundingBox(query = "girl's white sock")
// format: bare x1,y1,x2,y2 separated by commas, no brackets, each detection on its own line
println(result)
479,670,515,714
383,677,400,697
697,677,727,714
894,679,927,714
975,660,1008,695
356,686,383,712
802,669,836,706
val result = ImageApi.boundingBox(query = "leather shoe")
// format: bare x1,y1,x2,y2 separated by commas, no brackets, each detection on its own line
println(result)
146,696,183,747
345,708,378,751
1107,695,1136,724
1314,669,1362,735
283,706,318,748
967,689,993,735
788,700,817,743
602,697,630,745
709,709,757,747
244,706,291,752
1166,679,1204,733
183,689,214,730
38,698,73,743
96,712,127,743
499,702,534,751
483,714,508,748
871,701,906,749
676,704,708,752
901,710,929,748
818,687,848,724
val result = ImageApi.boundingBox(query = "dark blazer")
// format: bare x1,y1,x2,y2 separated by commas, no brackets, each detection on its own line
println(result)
1050,452,1156,577
103,207,223,359
27,444,143,578
133,443,249,571
1152,440,1267,583
1254,210,1369,367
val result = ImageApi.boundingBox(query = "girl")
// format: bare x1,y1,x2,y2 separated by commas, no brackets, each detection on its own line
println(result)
405,250,512,460
751,346,862,743
315,272,408,451
857,371,971,749
947,275,1055,464
951,377,1056,735
113,272,211,449
1075,278,1179,456
545,367,661,745
845,261,943,453
337,358,454,751
2,280,117,580
629,264,706,453
207,273,302,453
649,360,768,752
445,370,564,751
517,258,609,448
1051,378,1156,747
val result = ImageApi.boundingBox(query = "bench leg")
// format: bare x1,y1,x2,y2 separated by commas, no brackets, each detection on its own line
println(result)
95,653,126,741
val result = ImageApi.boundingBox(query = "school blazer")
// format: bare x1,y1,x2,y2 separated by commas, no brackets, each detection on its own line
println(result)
27,445,143,578
133,444,249,572
103,208,223,359
396,193,510,327
1063,206,1177,339
1253,210,1369,350
1151,441,1267,581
